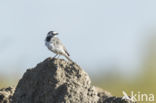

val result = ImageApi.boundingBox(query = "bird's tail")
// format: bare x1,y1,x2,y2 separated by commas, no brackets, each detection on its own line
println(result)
64,55,73,62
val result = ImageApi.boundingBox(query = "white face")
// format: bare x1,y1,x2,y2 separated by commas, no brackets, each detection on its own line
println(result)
53,31,58,35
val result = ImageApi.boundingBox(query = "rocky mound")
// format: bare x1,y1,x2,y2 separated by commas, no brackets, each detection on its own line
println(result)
0,87,14,103
12,58,99,103
0,58,135,103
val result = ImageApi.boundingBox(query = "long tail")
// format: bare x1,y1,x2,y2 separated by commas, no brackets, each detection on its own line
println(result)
64,55,73,62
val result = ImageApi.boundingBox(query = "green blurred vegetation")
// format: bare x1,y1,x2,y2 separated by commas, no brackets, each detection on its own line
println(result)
0,76,18,88
93,35,156,99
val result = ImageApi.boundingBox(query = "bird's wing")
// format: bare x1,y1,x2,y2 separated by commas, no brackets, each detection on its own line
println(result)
52,37,70,56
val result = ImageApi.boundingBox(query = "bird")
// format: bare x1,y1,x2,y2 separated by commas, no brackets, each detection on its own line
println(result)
45,31,72,61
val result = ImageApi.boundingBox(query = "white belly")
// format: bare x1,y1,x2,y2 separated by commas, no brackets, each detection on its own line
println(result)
45,41,65,55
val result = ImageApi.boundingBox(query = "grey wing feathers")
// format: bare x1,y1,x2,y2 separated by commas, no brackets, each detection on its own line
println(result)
64,48,70,56
53,37,70,56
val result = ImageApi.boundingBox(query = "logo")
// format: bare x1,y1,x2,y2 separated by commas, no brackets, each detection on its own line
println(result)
122,91,155,102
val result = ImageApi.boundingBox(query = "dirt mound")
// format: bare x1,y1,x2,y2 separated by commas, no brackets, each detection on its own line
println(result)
0,87,14,103
0,58,135,103
12,58,99,103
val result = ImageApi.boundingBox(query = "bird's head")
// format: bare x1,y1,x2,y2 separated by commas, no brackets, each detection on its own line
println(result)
47,31,59,37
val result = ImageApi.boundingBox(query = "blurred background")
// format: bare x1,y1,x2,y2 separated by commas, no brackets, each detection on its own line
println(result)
0,0,156,97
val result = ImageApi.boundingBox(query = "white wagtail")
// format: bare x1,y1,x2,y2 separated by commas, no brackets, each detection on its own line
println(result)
45,31,72,61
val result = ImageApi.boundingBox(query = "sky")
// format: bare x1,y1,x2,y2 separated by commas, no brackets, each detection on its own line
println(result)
0,0,156,77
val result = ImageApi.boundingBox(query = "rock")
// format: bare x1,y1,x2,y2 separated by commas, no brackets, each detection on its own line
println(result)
95,87,112,103
2,57,135,103
12,58,99,103
0,87,14,103
102,97,136,103
95,87,136,103
95,87,112,98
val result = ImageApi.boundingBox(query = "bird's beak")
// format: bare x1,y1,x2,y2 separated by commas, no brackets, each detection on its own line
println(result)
53,32,58,35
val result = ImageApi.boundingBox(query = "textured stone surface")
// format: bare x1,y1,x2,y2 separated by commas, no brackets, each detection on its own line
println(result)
0,87,14,103
0,58,135,103
12,58,99,103
102,97,136,103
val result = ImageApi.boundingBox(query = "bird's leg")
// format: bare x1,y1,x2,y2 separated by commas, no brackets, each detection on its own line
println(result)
57,55,60,59
56,55,60,68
